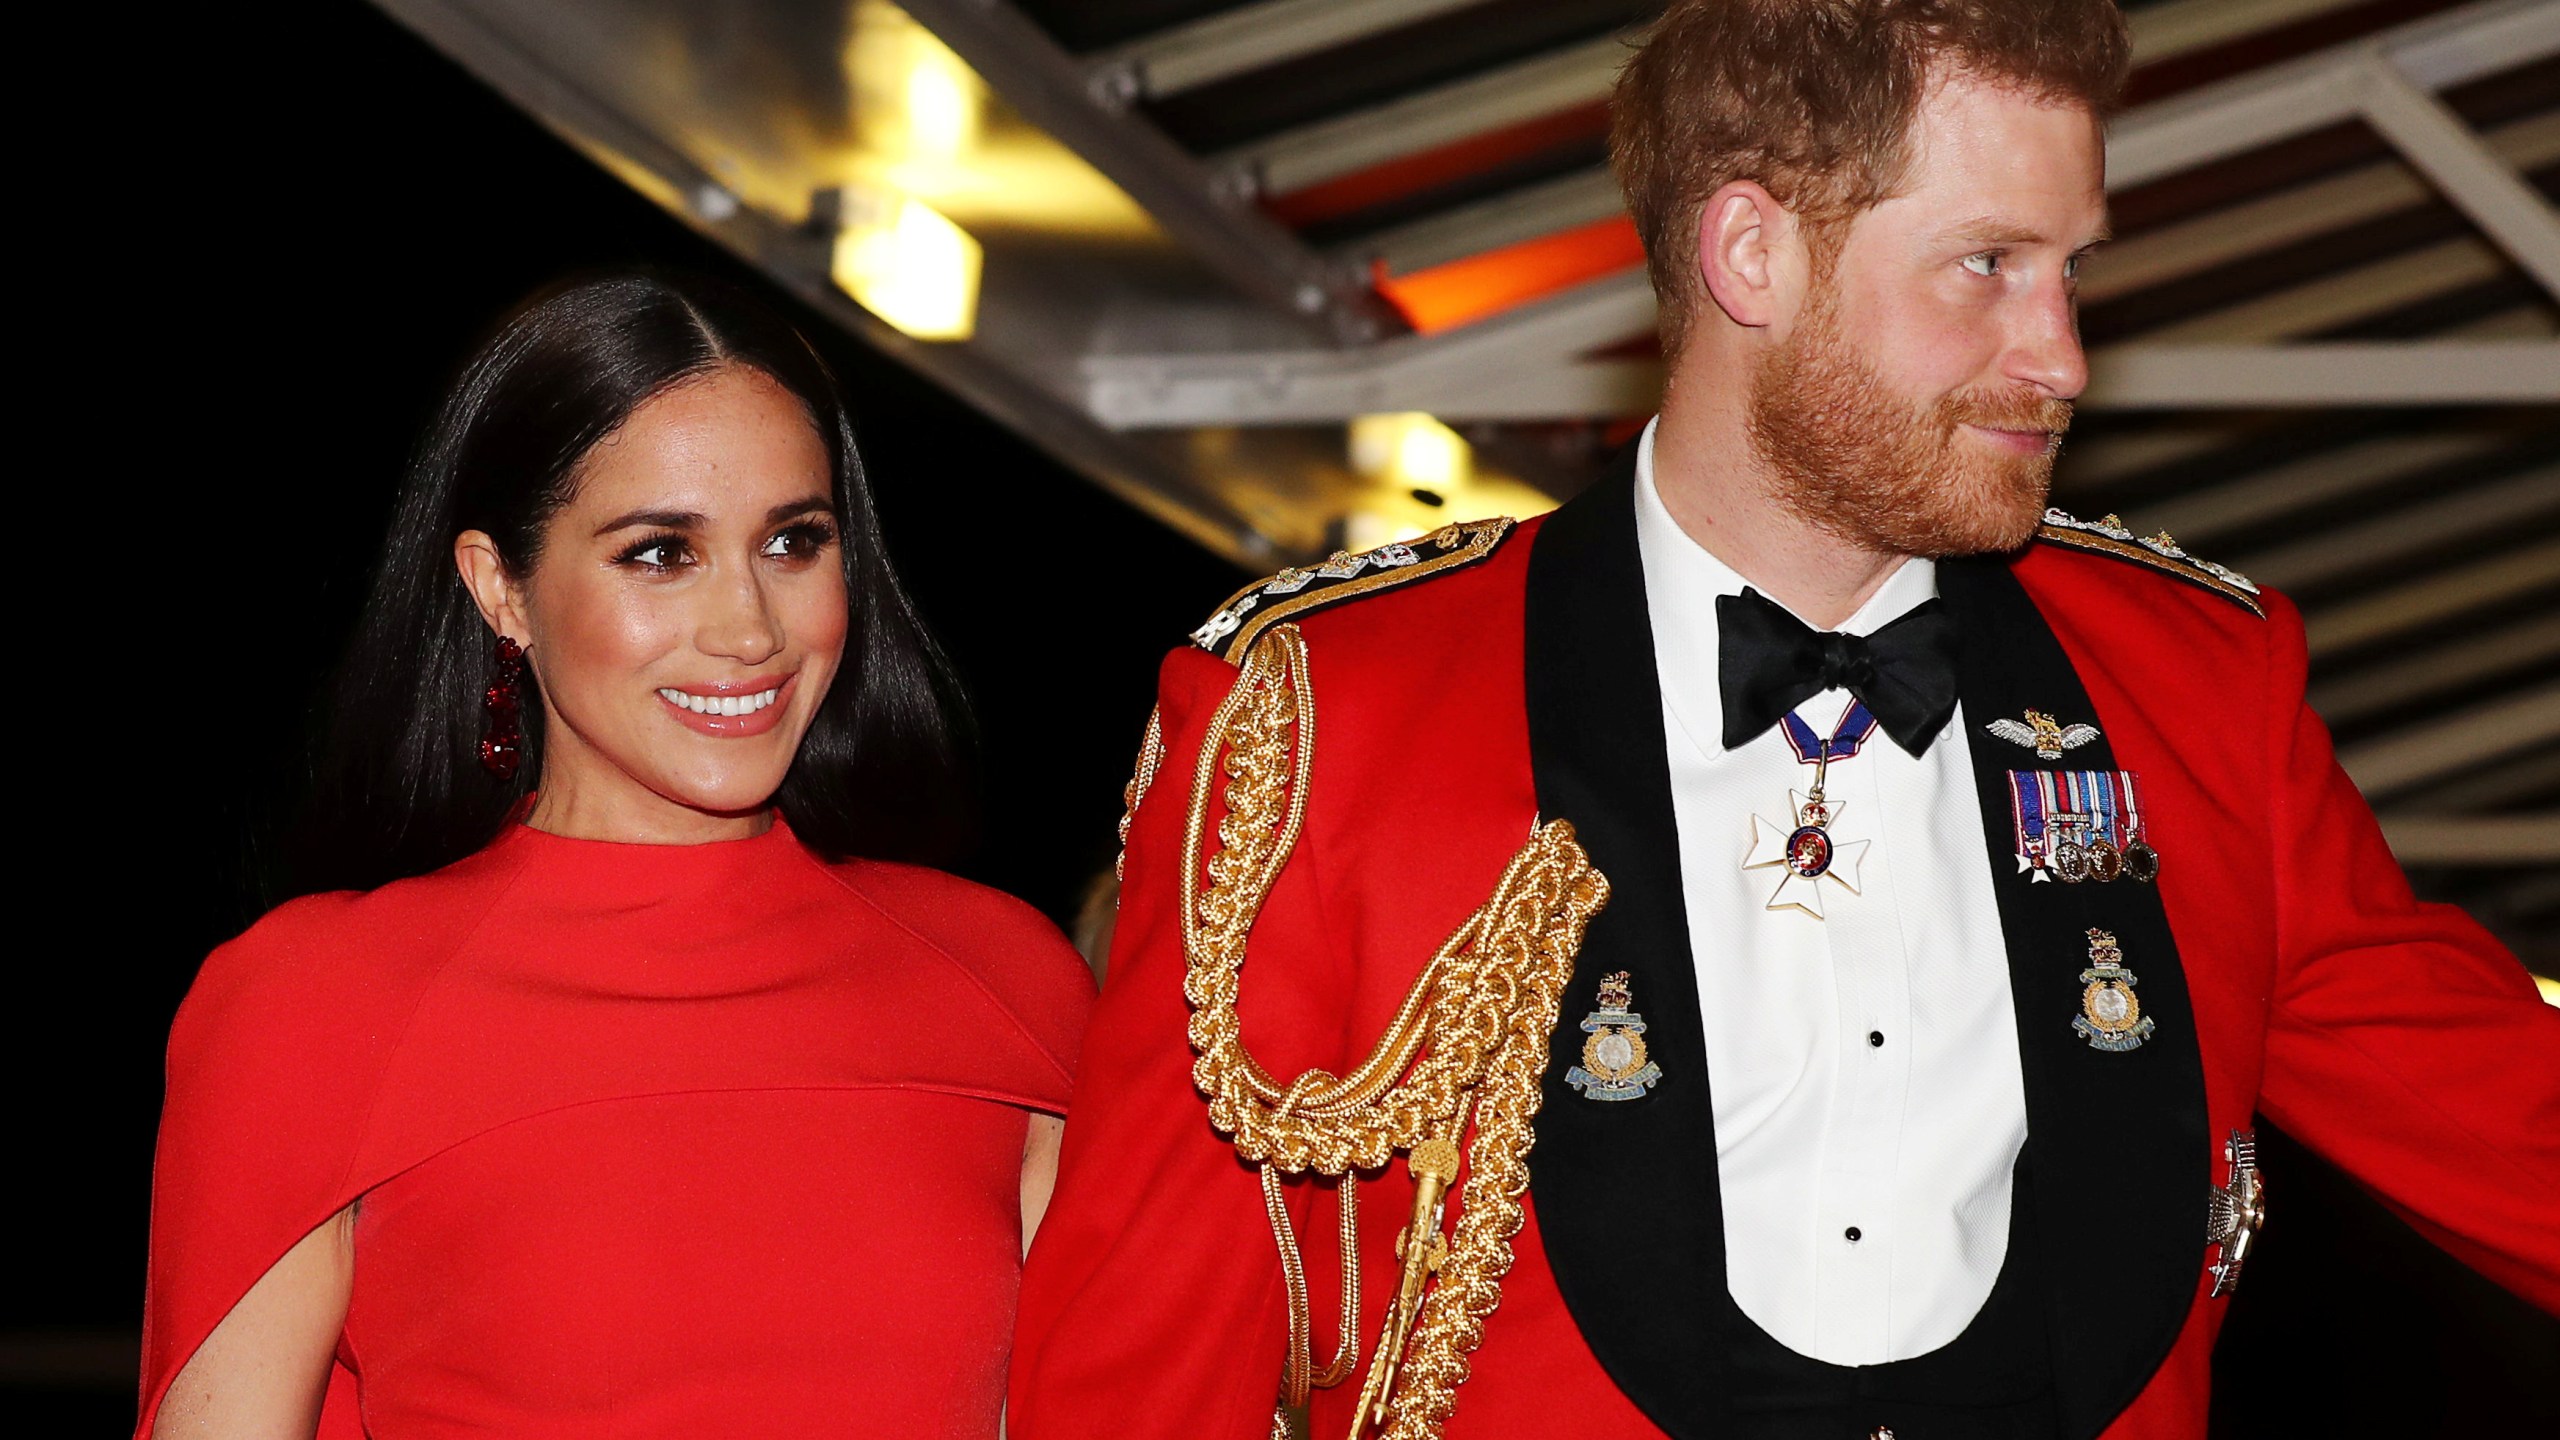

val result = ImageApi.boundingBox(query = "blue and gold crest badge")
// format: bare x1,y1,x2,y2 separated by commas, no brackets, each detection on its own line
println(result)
1566,971,1662,1101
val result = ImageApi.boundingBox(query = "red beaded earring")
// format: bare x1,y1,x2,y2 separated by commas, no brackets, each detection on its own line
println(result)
479,635,527,779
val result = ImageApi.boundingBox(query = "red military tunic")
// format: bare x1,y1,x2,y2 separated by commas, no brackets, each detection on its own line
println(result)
1011,466,2558,1439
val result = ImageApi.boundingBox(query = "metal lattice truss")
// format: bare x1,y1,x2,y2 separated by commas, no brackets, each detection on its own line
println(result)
1083,0,2560,425
370,0,2560,939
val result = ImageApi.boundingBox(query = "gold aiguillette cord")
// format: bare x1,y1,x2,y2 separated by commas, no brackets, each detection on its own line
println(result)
1180,624,1608,1439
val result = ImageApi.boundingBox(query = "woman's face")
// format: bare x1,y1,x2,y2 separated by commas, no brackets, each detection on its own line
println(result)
459,364,848,840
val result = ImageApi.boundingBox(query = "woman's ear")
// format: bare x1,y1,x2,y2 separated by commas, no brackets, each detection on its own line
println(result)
454,531,531,645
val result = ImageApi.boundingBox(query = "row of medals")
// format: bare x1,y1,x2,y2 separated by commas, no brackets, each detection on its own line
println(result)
2045,817,2159,885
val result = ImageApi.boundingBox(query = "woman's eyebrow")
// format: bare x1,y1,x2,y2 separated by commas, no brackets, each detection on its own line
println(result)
766,496,833,523
593,508,703,537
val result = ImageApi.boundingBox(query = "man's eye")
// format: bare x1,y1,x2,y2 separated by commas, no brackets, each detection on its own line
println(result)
2065,253,2084,281
1962,252,2002,277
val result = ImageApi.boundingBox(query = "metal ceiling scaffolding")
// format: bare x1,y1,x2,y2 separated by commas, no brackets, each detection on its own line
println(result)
369,0,2560,951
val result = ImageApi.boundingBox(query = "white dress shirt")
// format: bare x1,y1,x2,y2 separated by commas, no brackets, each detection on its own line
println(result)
1632,421,2028,1365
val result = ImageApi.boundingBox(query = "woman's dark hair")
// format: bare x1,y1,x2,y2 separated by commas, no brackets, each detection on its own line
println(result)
290,269,972,894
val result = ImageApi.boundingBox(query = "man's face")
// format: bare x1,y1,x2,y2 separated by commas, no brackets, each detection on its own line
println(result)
1748,69,2108,557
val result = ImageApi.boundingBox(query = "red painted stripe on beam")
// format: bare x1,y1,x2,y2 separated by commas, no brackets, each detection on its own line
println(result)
1375,215,1647,333
1262,102,1612,230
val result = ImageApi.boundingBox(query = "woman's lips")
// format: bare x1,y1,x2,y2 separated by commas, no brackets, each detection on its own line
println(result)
655,673,794,737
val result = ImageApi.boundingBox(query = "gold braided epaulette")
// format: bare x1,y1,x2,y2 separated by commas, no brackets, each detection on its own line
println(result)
1191,519,1515,663
2035,509,2265,617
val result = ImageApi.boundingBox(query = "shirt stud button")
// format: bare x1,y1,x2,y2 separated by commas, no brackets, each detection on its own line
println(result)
1845,1226,1863,1243
1868,1030,1885,1047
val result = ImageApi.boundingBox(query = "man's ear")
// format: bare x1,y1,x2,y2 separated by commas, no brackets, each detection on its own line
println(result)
454,531,531,647
1696,181,1796,330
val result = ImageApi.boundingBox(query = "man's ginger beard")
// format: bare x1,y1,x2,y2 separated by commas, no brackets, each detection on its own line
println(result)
1744,265,2070,558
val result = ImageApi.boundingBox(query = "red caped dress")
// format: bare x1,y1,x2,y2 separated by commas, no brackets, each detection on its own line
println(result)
138,818,1094,1439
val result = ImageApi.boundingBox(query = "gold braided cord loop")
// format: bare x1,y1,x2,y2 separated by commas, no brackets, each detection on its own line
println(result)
1179,624,1608,1438
1115,706,1167,882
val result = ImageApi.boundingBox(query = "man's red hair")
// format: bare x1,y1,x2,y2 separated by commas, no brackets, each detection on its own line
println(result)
1612,0,2131,358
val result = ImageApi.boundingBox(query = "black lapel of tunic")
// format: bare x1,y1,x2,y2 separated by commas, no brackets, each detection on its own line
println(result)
1937,556,2209,1438
1524,455,1728,1438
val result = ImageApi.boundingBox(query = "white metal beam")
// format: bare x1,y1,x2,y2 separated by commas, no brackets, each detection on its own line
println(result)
1333,77,2560,296
1092,332,2558,425
1228,32,1631,197
2312,610,2560,722
2307,537,2560,656
2379,812,2560,865
361,0,1282,567
1085,270,1660,426
1320,7,2560,300
2130,236,2511,345
2119,433,2512,543
2055,424,2251,489
896,0,1392,339
2357,56,2560,300
2391,746,2560,814
2230,462,2560,590
1071,0,2560,428
2083,112,2560,304
1231,0,2438,201
2107,0,2560,190
1095,0,1481,100
2127,0,2372,65
2084,341,2560,408
1344,167,1628,276
2338,680,2560,795
1112,0,2372,106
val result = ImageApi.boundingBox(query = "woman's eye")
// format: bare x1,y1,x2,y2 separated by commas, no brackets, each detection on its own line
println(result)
1962,252,2002,278
618,536,694,570
764,522,837,561
2064,253,2084,282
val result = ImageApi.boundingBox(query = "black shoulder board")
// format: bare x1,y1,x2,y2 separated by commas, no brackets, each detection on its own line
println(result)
2035,509,2265,618
1191,518,1516,663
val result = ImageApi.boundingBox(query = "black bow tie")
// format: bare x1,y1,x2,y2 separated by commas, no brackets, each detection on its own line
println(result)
1715,588,1959,755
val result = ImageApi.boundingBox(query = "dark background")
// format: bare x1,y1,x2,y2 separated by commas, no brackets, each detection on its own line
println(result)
19,3,2551,1432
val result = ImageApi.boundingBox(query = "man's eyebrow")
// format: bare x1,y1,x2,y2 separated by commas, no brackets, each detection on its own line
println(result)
1941,218,2112,248
594,508,702,537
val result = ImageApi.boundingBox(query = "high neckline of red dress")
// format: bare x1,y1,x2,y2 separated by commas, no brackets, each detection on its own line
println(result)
484,808,811,887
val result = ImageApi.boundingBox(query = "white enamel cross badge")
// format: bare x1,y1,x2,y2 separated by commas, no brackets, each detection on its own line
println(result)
1743,789,1871,918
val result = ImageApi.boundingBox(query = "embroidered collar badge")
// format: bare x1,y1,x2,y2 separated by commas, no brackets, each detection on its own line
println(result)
1565,971,1663,1102
2074,928,2156,1052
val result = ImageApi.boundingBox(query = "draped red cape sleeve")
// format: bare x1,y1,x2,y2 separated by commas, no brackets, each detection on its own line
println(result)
140,821,1093,1438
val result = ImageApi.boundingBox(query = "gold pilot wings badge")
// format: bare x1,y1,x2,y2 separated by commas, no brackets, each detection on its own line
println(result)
1986,708,2099,760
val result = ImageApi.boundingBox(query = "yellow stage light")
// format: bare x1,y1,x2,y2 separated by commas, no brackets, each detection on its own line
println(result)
830,185,981,341
2537,973,2560,1008
850,2,982,162
1350,412,1472,493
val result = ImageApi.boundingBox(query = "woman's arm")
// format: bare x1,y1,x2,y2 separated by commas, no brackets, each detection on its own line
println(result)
152,1205,353,1438
1020,1114,1067,1258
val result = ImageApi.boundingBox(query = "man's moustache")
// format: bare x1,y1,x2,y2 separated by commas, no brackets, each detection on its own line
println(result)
1948,392,2073,436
